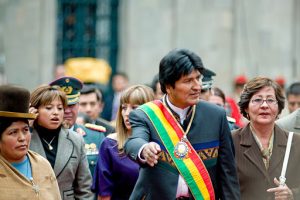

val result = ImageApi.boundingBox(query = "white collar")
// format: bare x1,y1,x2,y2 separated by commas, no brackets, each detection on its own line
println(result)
166,95,190,123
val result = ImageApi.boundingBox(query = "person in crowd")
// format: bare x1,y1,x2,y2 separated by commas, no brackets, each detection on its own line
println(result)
276,82,300,132
79,85,115,133
208,87,239,130
102,72,129,121
199,70,240,130
225,96,245,128
232,76,300,199
285,82,300,113
76,112,92,126
49,77,107,178
274,76,286,92
29,85,94,200
279,81,300,118
49,77,83,130
54,65,66,79
232,74,248,103
92,84,155,200
226,75,248,128
208,87,226,107
124,48,240,199
199,68,216,101
276,108,300,133
150,74,164,99
0,85,61,200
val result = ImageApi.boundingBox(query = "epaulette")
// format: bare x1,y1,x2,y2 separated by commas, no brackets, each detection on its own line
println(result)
85,123,106,132
227,116,236,123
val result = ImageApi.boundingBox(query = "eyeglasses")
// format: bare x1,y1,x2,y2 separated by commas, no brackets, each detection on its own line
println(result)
251,98,278,106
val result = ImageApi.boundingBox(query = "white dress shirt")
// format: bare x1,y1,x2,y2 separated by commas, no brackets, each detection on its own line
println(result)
166,96,190,198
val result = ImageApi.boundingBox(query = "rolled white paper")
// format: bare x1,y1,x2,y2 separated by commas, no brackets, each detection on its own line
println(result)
279,132,294,186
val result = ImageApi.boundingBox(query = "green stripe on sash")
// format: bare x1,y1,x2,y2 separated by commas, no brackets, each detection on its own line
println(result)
139,101,215,200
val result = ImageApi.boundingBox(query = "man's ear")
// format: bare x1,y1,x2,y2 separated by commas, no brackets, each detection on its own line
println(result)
98,102,104,113
165,85,171,95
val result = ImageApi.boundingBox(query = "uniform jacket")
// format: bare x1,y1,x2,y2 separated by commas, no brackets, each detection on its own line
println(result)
0,150,61,200
73,123,106,177
30,128,94,200
125,100,240,200
276,108,300,133
94,117,115,135
232,124,300,200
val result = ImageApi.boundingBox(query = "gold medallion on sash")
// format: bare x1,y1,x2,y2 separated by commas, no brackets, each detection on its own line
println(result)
174,135,190,159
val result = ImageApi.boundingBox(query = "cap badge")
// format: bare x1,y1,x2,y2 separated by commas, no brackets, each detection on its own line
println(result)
61,86,73,95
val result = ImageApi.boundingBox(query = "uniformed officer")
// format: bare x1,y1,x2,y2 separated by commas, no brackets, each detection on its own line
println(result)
199,68,216,101
200,69,239,130
49,76,107,177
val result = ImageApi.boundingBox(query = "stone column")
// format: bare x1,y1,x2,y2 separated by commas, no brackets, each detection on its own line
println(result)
1,0,56,90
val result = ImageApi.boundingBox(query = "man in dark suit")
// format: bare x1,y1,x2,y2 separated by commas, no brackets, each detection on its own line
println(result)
124,49,240,200
101,72,129,121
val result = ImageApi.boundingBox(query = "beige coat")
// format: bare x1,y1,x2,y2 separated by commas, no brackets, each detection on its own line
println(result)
232,124,300,200
0,150,61,200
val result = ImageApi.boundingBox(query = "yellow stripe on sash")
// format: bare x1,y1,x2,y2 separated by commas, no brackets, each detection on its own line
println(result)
146,102,212,200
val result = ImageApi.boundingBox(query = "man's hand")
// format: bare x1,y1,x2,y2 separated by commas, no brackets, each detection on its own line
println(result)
141,142,161,167
267,177,294,200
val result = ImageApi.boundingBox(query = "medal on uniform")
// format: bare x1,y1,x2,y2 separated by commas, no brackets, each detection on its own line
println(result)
174,135,190,159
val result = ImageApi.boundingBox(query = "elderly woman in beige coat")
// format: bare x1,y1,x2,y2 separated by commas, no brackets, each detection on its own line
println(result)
0,85,61,200
232,77,300,200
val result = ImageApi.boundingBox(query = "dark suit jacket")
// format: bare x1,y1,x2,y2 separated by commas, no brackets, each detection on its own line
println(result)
232,124,300,200
30,128,94,200
125,100,240,200
101,94,114,121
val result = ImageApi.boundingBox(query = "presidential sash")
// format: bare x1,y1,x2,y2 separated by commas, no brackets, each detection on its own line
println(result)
139,100,215,200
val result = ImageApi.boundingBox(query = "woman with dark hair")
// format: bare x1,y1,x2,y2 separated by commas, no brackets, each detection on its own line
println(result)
29,85,94,200
0,85,61,200
92,85,155,200
208,87,226,107
232,76,300,199
208,87,239,130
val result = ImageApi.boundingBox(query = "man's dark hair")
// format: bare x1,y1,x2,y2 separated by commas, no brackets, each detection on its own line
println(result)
81,85,103,102
286,82,300,97
159,48,205,93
